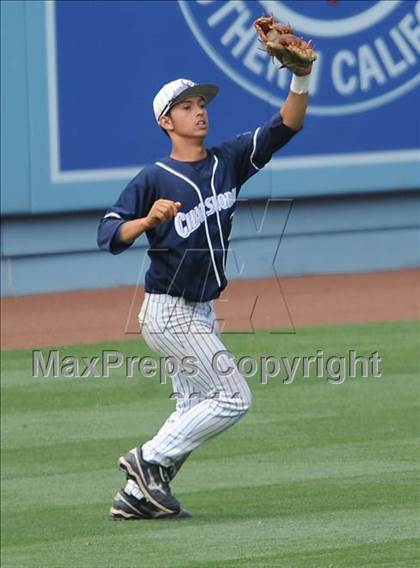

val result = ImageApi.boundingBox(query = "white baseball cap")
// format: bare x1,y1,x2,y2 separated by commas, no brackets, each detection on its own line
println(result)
153,78,218,124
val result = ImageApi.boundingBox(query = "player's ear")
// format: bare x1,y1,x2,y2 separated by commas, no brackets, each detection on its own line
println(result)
159,114,173,134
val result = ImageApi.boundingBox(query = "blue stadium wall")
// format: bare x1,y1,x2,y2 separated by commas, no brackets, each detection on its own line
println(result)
1,1,420,296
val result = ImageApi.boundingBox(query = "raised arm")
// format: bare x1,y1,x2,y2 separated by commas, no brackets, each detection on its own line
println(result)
254,15,315,131
217,75,311,190
280,88,309,132
278,43,313,131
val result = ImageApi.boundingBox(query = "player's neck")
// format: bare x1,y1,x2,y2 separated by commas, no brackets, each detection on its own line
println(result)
170,139,207,162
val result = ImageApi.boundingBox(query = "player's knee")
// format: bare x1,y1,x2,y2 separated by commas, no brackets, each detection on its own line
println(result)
228,381,252,415
216,394,250,418
238,382,252,413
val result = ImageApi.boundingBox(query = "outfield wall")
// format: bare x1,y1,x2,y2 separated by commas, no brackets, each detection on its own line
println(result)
1,1,420,296
2,191,419,296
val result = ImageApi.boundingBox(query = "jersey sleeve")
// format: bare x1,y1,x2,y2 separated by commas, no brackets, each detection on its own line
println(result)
218,113,299,189
97,170,154,255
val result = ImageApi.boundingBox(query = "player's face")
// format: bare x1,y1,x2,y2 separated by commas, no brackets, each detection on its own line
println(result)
166,96,209,138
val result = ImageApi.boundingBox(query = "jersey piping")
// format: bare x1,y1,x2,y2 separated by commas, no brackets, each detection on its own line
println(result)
250,127,261,171
209,155,227,272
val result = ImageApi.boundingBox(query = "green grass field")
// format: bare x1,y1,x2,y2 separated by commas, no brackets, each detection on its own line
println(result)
1,321,419,567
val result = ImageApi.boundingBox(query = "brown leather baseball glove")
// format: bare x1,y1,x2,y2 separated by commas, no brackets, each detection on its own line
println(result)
254,16,316,76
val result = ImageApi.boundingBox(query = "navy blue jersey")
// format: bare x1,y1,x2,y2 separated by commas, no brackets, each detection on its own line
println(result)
97,113,298,301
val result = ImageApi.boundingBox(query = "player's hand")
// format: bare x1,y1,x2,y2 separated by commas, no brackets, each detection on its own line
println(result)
145,199,181,230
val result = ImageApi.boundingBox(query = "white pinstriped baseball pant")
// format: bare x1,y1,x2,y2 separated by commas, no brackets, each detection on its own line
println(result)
139,293,252,467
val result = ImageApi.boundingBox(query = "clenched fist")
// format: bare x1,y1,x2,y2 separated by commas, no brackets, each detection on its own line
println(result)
145,199,182,230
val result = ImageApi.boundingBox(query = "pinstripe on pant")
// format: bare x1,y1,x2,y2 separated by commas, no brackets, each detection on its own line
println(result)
139,293,252,467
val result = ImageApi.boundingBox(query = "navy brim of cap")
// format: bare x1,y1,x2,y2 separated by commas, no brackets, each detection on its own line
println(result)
169,84,219,112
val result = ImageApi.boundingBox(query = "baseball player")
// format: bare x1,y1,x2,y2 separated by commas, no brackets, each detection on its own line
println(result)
98,25,313,520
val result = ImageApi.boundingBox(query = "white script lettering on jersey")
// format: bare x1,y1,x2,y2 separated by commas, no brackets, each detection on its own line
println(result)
174,187,237,239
